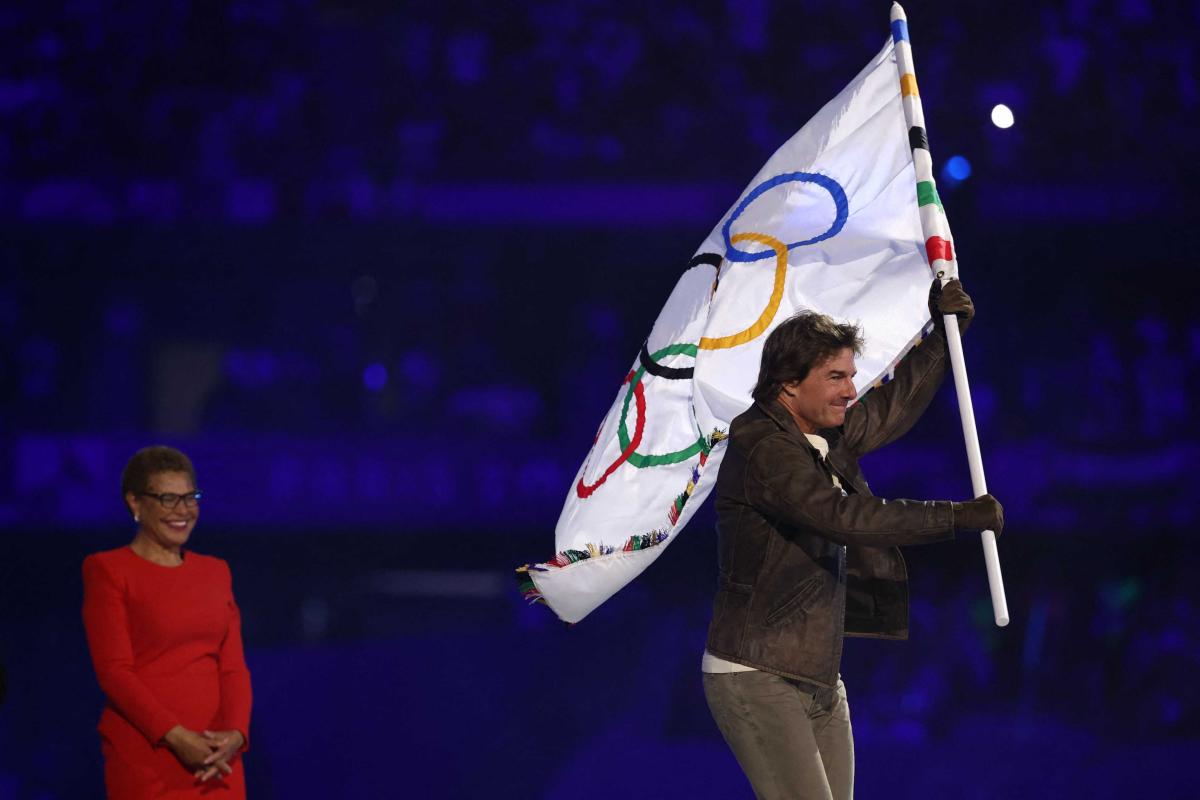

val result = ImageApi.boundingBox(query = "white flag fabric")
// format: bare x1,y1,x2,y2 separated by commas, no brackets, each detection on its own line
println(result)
518,35,949,624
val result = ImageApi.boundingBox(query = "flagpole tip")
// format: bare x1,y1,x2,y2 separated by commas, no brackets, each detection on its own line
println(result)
890,2,907,23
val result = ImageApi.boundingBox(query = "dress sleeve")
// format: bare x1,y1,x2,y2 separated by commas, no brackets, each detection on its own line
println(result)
218,561,253,749
81,555,179,743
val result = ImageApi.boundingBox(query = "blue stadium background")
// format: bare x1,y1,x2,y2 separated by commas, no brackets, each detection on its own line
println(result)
1,1,1198,797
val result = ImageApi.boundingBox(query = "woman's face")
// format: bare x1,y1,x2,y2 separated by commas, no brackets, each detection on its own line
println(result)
128,470,200,550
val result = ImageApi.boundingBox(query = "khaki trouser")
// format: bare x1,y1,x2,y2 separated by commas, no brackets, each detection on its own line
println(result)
703,671,854,800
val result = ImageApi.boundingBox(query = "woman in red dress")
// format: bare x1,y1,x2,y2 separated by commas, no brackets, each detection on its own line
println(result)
83,446,252,798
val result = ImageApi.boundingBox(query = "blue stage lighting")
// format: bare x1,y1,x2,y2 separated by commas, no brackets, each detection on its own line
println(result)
945,155,972,181
363,362,388,392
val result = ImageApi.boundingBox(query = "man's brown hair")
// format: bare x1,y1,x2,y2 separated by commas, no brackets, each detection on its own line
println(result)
751,311,864,404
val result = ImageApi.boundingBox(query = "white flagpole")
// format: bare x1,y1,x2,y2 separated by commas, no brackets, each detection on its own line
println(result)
890,2,1009,627
942,316,1009,626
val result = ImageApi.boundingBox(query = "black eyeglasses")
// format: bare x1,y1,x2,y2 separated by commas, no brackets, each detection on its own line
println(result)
139,490,202,510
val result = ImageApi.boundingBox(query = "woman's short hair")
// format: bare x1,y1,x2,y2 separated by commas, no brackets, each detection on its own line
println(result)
120,446,197,507
751,311,864,404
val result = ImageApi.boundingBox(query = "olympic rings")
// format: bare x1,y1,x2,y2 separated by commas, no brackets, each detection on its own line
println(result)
577,176,848,491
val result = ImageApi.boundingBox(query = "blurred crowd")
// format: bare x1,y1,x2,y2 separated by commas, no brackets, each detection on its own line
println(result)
2,225,1197,452
853,548,1200,744
0,0,1195,222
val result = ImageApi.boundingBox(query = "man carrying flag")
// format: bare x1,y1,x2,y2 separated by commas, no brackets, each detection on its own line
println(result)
701,285,1003,800
519,7,1010,793
519,7,1007,629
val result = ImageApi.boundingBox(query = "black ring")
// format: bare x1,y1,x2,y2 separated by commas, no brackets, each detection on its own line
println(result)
639,342,694,380
688,253,722,270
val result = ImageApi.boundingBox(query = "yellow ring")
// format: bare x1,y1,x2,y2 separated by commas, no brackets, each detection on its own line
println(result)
699,232,787,351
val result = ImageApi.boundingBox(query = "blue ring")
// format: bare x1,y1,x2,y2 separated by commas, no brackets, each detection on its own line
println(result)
722,172,849,263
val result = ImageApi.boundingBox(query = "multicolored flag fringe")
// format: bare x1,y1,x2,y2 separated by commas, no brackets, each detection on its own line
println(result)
518,5,956,625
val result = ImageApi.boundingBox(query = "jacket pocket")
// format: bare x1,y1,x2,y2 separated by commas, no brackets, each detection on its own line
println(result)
765,576,822,627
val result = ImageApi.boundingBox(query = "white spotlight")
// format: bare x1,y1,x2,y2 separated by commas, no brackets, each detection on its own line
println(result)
991,104,1015,129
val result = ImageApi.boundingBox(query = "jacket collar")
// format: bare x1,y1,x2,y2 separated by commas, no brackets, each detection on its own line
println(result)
754,398,844,451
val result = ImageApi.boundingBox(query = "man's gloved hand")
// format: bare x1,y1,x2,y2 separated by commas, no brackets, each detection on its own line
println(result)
952,494,1003,536
928,278,974,333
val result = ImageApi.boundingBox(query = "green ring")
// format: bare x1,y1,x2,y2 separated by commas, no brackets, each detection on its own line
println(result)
617,343,707,468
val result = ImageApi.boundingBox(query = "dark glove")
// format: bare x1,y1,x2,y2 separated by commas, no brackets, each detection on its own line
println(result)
928,278,974,333
952,494,1003,537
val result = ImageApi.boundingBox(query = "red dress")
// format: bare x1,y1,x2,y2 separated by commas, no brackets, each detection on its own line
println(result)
82,547,253,799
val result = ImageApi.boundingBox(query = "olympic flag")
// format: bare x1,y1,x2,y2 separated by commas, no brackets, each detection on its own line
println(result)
518,14,957,624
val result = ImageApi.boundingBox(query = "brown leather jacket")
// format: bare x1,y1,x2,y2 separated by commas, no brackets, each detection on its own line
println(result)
704,327,958,687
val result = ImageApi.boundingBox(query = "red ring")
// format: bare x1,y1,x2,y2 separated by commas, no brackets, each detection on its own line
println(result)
576,370,646,498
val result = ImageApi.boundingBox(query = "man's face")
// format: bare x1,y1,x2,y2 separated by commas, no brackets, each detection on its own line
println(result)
779,347,858,434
